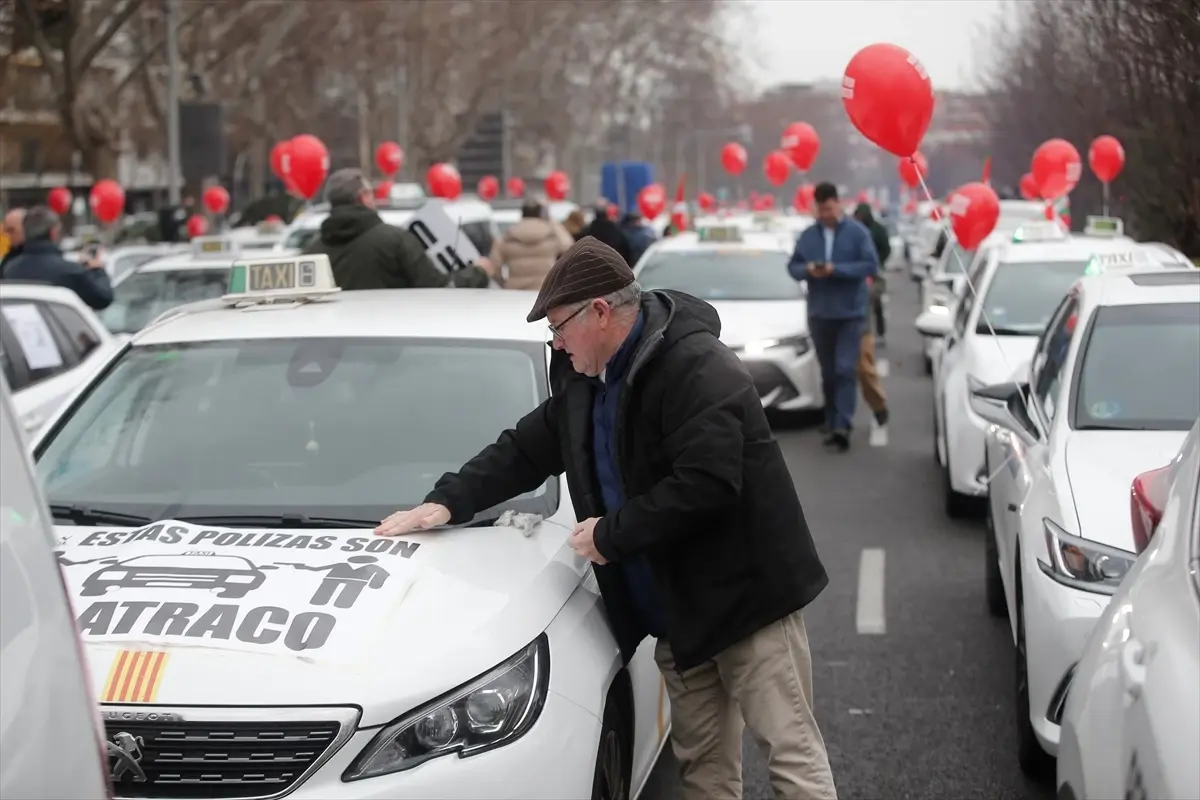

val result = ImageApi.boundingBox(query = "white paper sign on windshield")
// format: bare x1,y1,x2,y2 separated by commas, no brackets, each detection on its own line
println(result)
55,520,424,664
407,200,483,274
1,303,64,370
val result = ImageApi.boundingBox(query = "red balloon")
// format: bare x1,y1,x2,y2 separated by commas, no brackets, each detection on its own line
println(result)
375,142,404,177
545,170,570,201
754,195,775,211
720,142,747,176
186,215,208,238
270,140,291,180
202,185,230,215
426,163,462,200
265,214,282,223
793,184,815,213
898,152,929,189
46,187,72,215
477,175,499,201
1031,139,1082,200
606,203,620,221
375,181,393,200
506,177,525,198
948,182,1000,250
781,122,820,171
1019,173,1040,200
88,179,125,224
1044,203,1055,220
1088,135,1125,184
284,135,329,200
842,43,935,158
763,150,792,187
637,184,666,218
697,192,716,212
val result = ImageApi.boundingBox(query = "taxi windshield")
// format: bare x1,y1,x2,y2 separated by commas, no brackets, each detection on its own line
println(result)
637,251,800,301
101,268,231,334
976,260,1089,335
35,338,556,523
1073,303,1200,431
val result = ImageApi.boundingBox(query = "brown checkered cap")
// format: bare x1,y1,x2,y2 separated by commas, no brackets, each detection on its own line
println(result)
526,236,635,322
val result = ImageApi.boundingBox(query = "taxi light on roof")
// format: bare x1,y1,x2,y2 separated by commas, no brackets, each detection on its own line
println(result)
1011,221,1067,243
192,235,239,258
223,254,340,304
1085,248,1155,275
698,225,743,243
1083,215,1124,237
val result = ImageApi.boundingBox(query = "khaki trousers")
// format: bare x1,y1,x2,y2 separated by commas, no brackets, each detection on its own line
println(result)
654,610,838,800
857,332,887,415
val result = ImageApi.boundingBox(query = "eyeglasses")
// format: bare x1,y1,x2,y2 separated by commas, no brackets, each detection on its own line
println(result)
547,302,590,341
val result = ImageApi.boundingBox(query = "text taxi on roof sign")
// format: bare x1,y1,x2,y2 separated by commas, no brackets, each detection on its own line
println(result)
192,235,240,258
222,253,341,305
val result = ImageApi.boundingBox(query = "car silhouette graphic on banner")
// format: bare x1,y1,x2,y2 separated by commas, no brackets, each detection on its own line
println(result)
67,553,277,599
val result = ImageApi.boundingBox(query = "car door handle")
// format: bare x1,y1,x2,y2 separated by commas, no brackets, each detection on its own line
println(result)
1120,638,1149,699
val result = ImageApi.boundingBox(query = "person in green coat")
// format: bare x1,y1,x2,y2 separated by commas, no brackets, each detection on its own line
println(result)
853,203,889,342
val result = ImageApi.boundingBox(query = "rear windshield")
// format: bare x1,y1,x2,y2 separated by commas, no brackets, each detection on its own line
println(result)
1073,303,1200,431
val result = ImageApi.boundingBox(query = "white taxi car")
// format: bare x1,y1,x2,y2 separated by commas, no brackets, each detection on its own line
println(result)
31,255,669,800
1057,419,1200,800
917,219,1168,517
0,281,119,434
969,266,1200,776
633,225,821,422
229,219,289,253
100,235,244,337
66,243,190,282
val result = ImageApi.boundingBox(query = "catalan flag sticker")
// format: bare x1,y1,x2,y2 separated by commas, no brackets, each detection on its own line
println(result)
102,650,169,703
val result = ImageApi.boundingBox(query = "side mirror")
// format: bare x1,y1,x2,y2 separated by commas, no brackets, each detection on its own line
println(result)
970,380,1039,444
915,309,953,337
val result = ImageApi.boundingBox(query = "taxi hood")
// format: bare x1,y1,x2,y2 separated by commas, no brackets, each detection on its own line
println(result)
55,517,582,726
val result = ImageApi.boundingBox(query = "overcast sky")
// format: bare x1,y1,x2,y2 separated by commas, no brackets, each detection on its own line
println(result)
740,0,1008,92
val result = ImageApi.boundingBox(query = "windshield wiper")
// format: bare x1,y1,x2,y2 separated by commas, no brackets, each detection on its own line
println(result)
49,504,153,526
176,514,379,529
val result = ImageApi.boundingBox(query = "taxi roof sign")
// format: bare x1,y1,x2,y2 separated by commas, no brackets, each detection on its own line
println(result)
192,236,240,258
698,225,743,243
1011,221,1067,243
256,219,284,234
1084,248,1158,275
1083,215,1124,237
223,254,340,305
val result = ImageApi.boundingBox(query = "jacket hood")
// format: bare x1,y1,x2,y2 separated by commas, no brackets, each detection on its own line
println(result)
853,203,876,225
319,204,384,247
648,289,721,344
505,217,558,245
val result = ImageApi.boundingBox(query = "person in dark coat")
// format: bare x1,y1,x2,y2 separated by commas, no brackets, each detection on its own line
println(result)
302,168,493,290
619,210,658,266
853,202,890,342
374,237,838,800
2,206,112,309
579,201,633,266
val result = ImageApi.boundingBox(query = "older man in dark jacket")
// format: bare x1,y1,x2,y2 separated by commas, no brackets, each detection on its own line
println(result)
303,168,493,289
375,237,837,800
3,206,112,309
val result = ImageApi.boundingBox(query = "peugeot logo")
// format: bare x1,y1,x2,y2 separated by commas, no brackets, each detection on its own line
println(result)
106,731,148,783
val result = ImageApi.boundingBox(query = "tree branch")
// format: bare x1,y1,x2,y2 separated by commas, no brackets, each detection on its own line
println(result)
73,0,143,75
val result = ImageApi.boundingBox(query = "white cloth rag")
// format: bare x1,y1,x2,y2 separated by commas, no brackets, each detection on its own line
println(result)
495,509,543,537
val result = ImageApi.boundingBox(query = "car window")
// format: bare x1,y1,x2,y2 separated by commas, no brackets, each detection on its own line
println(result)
941,242,976,276
1033,293,1079,422
110,252,163,281
976,260,1089,336
282,228,319,250
637,251,801,301
36,338,556,523
101,268,231,334
1073,303,1200,431
44,302,101,361
0,302,68,385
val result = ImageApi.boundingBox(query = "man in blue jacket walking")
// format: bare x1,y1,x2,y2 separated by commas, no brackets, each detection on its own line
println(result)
787,183,879,451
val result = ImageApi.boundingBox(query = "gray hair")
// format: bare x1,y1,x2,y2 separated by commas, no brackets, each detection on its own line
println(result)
600,281,643,313
22,206,60,241
324,168,371,207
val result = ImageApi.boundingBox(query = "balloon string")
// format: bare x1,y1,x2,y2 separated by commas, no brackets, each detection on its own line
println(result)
911,166,1043,487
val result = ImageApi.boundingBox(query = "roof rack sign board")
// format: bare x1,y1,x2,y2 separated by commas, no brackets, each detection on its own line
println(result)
224,254,340,304
1083,216,1124,237
406,200,483,274
192,236,239,258
698,225,743,243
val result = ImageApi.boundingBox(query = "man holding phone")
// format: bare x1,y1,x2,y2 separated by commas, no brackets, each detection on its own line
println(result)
787,183,879,451
2,206,113,310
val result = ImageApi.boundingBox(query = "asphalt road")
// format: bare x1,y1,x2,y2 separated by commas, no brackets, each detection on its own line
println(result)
643,271,1055,800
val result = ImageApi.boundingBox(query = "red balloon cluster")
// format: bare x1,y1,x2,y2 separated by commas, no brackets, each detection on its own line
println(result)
697,192,716,213
89,180,125,224
638,184,666,218
375,142,404,177
477,175,499,201
545,171,570,201
47,187,72,216
1019,173,1040,200
781,122,820,172
1088,135,1125,184
898,152,929,189
947,182,1000,250
186,215,208,238
426,163,462,200
763,150,791,187
721,142,747,176
842,43,935,158
270,135,330,200
202,185,230,215
1031,139,1082,200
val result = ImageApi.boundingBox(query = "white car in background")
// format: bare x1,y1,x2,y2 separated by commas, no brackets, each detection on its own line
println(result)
917,221,1168,517
1057,419,1200,800
29,256,670,800
969,267,1200,776
66,242,190,282
633,225,821,423
0,282,119,434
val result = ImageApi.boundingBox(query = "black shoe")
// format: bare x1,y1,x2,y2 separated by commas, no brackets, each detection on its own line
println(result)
829,429,851,451
874,407,890,426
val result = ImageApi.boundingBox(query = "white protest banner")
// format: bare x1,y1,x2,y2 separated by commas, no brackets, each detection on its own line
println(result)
1,303,64,370
55,521,424,664
407,200,483,274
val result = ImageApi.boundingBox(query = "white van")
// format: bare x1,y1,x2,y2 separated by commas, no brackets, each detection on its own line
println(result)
0,372,109,799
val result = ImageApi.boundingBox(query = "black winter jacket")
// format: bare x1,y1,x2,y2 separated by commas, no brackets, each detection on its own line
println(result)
2,240,113,309
302,204,489,290
425,289,829,670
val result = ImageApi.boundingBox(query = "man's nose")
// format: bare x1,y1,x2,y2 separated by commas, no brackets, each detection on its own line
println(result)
552,337,565,351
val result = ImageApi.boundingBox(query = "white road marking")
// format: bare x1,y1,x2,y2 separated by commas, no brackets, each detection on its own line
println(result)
856,548,887,635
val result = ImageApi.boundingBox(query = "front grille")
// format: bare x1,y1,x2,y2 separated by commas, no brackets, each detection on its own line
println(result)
743,360,799,404
104,707,358,800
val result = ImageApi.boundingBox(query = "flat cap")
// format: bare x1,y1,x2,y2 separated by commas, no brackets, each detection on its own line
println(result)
526,236,635,322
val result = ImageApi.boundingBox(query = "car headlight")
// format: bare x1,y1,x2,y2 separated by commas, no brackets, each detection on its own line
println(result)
1039,518,1135,595
343,635,549,780
739,335,811,357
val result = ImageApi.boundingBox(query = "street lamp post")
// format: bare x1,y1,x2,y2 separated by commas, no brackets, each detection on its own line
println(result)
165,0,182,205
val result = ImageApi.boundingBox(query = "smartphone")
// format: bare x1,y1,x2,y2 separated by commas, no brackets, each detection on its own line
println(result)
83,243,101,260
